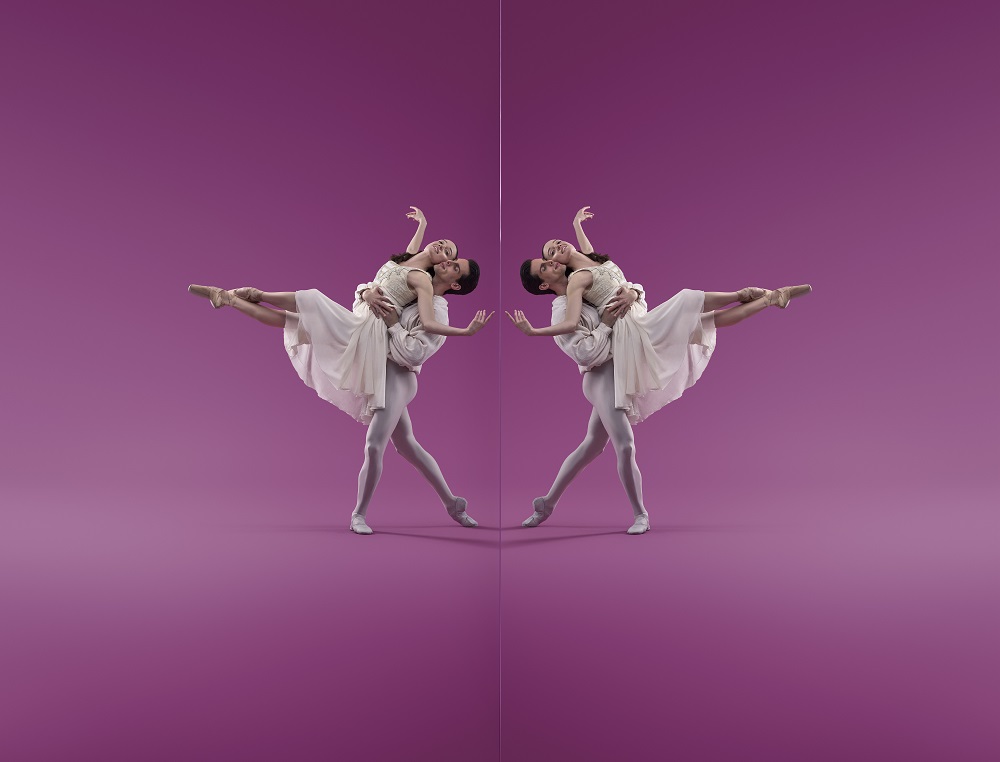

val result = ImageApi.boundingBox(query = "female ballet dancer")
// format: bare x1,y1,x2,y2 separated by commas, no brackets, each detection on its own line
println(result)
509,207,811,533
511,206,811,423
189,207,489,423
189,207,491,534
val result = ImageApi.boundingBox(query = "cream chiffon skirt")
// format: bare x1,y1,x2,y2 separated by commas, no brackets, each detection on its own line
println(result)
283,289,387,425
612,289,716,424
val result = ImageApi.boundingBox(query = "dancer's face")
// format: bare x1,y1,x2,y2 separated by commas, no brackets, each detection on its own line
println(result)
434,258,471,290
529,257,567,291
541,239,576,264
425,239,458,264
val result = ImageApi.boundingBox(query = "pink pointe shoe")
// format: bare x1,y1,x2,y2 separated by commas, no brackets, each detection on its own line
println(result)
764,284,813,309
736,287,767,303
231,287,263,303
188,284,235,309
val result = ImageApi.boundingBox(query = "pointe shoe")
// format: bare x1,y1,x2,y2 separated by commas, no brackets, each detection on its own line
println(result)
627,514,650,535
349,514,373,535
522,497,554,528
736,287,767,303
447,497,478,528
188,284,234,309
764,284,812,309
231,287,263,303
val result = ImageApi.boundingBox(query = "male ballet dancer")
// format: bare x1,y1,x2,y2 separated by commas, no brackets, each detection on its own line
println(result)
349,275,483,535
511,264,651,534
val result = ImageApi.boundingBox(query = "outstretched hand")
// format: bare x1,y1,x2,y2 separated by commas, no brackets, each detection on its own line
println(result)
406,206,426,226
604,286,638,318
465,310,495,336
574,206,594,226
505,310,536,336
363,286,395,319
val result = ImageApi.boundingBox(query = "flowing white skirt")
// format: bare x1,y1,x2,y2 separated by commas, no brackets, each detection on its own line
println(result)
612,289,716,424
283,289,387,424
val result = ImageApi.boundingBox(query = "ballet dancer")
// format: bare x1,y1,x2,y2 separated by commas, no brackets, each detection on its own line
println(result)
188,207,492,534
509,207,812,532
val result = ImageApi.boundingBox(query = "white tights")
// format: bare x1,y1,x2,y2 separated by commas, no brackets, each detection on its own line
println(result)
542,361,646,517
354,361,459,517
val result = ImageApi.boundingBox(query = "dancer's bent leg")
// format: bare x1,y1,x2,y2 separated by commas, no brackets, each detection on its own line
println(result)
582,362,647,520
391,409,462,509
543,408,609,506
524,407,610,527
353,362,418,520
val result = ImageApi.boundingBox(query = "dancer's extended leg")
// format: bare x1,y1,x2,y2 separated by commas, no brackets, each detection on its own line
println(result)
391,408,477,527
524,407,609,527
582,361,648,533
352,362,417,532
229,296,287,328
256,292,298,310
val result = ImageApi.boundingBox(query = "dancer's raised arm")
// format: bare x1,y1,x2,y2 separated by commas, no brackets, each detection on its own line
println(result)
404,206,427,255
573,206,595,254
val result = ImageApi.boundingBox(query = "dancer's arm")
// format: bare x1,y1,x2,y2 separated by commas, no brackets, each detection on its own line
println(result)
411,274,493,336
506,273,590,336
405,206,427,255
553,298,614,369
573,206,595,254
385,298,448,369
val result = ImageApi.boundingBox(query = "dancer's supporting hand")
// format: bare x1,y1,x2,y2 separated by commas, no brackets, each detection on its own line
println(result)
601,308,619,328
362,286,395,319
604,286,639,318
382,310,400,328
573,206,595,255
464,310,495,336
505,309,536,336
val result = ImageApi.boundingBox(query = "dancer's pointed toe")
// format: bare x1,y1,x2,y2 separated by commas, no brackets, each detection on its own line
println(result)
188,284,233,308
627,514,650,535
765,284,812,309
350,514,373,535
522,497,553,528
447,497,478,527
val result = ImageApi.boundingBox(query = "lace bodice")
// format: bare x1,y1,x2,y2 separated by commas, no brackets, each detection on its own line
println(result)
570,261,629,310
370,261,430,309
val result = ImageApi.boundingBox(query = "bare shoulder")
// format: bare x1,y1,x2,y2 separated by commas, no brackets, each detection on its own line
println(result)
406,269,433,289
567,270,593,290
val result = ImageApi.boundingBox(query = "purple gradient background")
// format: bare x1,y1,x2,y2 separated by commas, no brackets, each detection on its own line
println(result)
500,1,999,760
3,0,999,760
2,2,499,760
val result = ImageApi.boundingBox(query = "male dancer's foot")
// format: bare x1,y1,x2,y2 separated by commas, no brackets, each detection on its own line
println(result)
447,497,478,528
350,513,373,535
627,513,650,535
522,497,553,528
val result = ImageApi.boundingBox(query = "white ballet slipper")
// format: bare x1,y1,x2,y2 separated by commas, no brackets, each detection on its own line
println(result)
447,497,478,528
627,514,650,535
522,497,553,528
350,514,373,535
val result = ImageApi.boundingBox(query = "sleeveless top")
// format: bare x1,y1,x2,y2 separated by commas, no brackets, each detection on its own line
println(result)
569,261,632,311
370,261,432,311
